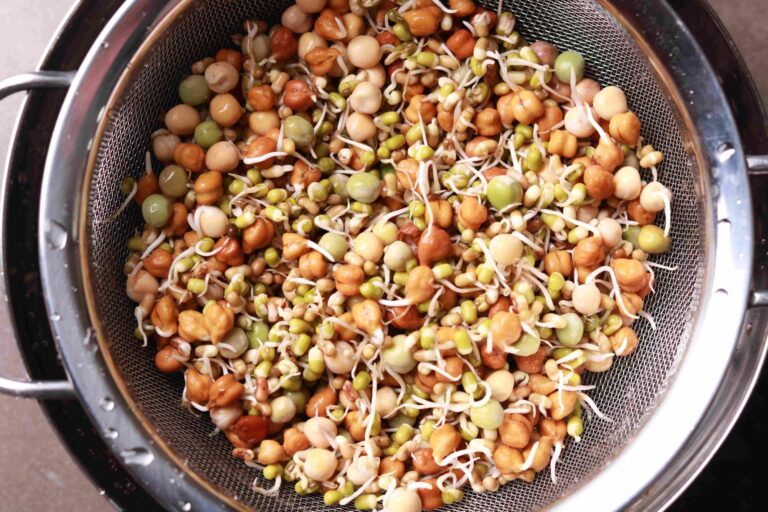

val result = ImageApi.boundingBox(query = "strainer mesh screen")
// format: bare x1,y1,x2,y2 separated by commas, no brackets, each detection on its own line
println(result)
86,0,703,509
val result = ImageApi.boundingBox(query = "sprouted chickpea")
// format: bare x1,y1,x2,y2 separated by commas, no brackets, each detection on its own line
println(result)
119,1,673,509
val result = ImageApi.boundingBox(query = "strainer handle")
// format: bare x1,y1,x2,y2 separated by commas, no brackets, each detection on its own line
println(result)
748,154,768,306
0,70,76,400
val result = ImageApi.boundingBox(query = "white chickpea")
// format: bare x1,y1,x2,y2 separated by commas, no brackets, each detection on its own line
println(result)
198,205,229,238
281,4,313,33
489,233,523,265
593,85,628,121
152,131,180,163
597,217,622,248
613,166,642,200
204,61,239,93
345,112,377,141
165,104,200,136
347,455,380,485
353,231,385,262
205,141,240,172
374,386,398,418
249,111,280,136
296,0,326,14
303,448,338,481
347,35,383,69
324,341,356,373
349,81,383,115
572,283,601,315
303,416,338,448
577,204,598,223
486,370,515,402
342,13,365,41
386,487,423,512
358,64,386,88
564,105,596,138
270,395,297,424
572,78,601,105
298,32,327,60
639,181,672,213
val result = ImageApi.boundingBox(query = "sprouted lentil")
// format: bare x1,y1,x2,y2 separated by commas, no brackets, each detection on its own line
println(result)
121,0,673,509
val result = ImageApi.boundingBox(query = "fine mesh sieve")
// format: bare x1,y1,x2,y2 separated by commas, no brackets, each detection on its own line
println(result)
84,0,703,509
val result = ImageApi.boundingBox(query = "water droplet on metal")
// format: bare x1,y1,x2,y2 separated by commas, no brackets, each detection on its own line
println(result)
101,41,110,49
120,447,154,467
99,397,115,411
181,502,192,511
50,312,61,321
44,220,68,249
716,142,735,163
105,428,119,439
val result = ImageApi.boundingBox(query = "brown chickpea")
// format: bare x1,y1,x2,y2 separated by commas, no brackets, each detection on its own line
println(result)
257,439,289,465
403,7,441,37
524,436,553,472
488,296,512,318
549,390,578,420
425,198,452,229
404,95,437,124
511,90,545,125
248,111,280,136
173,142,206,173
480,344,507,369
436,105,454,132
283,80,315,112
327,0,349,14
203,301,235,343
497,92,517,127
194,171,223,206
380,457,405,480
430,424,461,461
494,445,524,474
539,417,567,443
446,29,476,60
314,9,345,40
214,237,245,266
215,48,242,71
458,196,488,230
270,26,299,61
572,236,605,268
593,137,624,172
242,218,275,253
499,414,533,449
305,47,341,76
150,295,178,334
514,347,547,374
548,130,578,158
386,306,423,330
243,136,277,167
306,386,337,417
474,108,502,137
290,160,321,189
178,310,208,342
436,356,463,384
351,299,383,335
247,85,275,112
282,427,310,456
282,233,310,260
299,251,328,279
155,345,185,373
405,265,435,304
611,326,639,356
165,104,200,136
584,164,615,200
334,312,357,341
609,111,641,147
610,258,646,292
210,93,243,127
334,264,365,296
412,448,442,475
144,248,172,278
465,136,498,158
164,203,189,236
344,410,368,442
185,369,213,405
627,198,656,225
543,250,573,276
417,226,453,266
536,105,564,141
490,311,522,349
395,158,419,191
449,0,476,17
205,141,240,173
230,416,269,448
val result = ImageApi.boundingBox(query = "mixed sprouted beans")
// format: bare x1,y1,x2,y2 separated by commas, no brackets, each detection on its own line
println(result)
120,0,674,509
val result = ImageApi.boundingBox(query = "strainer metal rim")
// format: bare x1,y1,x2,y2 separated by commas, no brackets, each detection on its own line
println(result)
36,0,756,510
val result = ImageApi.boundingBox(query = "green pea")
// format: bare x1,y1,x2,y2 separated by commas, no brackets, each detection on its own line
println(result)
194,120,223,149
157,165,188,198
638,225,670,254
469,399,504,430
319,232,348,261
513,333,541,356
623,225,641,249
247,321,269,349
329,174,349,197
317,156,335,174
556,312,584,346
324,490,343,506
178,74,210,106
443,488,464,505
141,194,170,227
284,115,314,148
346,172,381,204
486,176,523,210
262,464,283,480
265,247,280,266
392,21,412,41
554,50,586,83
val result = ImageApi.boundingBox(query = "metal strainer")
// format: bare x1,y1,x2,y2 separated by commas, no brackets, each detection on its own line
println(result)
2,0,767,510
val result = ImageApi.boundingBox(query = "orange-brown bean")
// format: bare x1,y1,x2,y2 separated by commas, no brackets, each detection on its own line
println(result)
610,258,646,292
178,310,208,342
282,233,310,260
446,29,476,59
334,264,365,296
144,248,173,278
511,90,545,125
270,26,298,61
247,85,276,111
584,164,615,200
627,198,656,225
480,344,506,369
403,7,441,36
290,160,321,189
203,301,235,343
474,107,502,136
611,326,639,356
499,414,533,449
351,299,383,335
155,345,185,373
404,94,437,124
572,236,605,268
306,386,337,417
494,445,524,474
314,9,346,40
609,111,641,147
458,196,488,230
163,203,189,236
405,265,435,304
282,427,310,456
386,306,423,330
299,250,328,279
488,296,512,318
194,171,223,205
231,415,269,448
214,237,245,266
242,218,275,253
304,47,341,76
543,250,573,276
283,79,314,112
430,424,461,460
536,106,564,141
242,136,277,168
426,198,452,229
185,368,213,404
380,457,405,479
215,48,242,71
513,346,547,374
490,311,522,349
417,226,452,266
412,448,442,474
395,157,419,191
173,143,206,172
416,479,443,510
548,129,577,158
497,92,516,127
593,137,624,172
209,93,243,127
150,295,178,335
208,374,244,408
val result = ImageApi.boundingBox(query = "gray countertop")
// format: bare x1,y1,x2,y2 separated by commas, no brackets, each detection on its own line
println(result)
0,1,765,510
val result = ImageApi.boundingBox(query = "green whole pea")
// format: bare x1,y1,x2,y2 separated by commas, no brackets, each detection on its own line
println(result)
637,224,671,254
194,120,223,149
346,172,381,204
486,175,523,210
158,165,188,198
319,232,348,261
178,74,211,106
469,399,504,430
556,312,584,346
622,225,642,249
141,194,170,227
513,333,541,356
284,115,315,148
554,50,586,83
